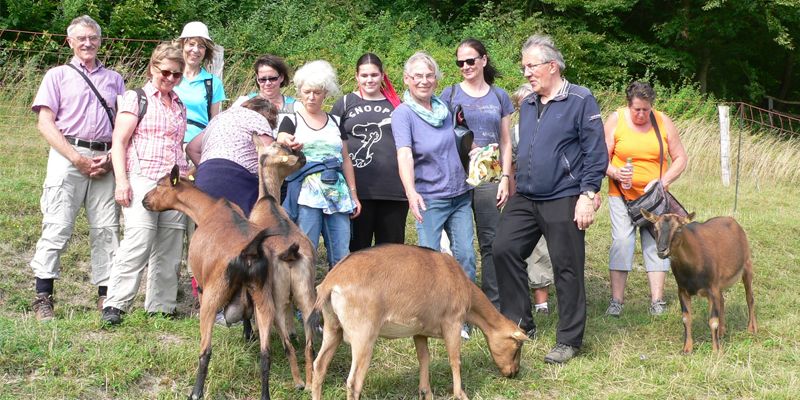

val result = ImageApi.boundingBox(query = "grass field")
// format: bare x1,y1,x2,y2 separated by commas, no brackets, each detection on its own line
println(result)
1,107,799,399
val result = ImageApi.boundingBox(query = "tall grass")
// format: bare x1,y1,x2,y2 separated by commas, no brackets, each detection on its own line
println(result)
1,94,800,399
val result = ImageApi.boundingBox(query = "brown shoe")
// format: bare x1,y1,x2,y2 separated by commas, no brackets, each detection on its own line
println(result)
32,293,55,322
97,296,106,312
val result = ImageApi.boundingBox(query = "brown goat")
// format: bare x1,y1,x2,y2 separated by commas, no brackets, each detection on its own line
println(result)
308,244,528,400
642,210,757,354
249,140,317,390
143,165,289,400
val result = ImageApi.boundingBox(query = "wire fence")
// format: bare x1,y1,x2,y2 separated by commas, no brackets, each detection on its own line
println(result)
730,101,800,137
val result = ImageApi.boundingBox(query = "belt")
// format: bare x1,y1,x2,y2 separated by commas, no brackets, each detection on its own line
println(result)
66,137,111,151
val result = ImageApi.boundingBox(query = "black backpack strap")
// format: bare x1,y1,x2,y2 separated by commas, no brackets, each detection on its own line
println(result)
448,84,457,113
204,78,213,118
133,88,148,126
66,64,115,128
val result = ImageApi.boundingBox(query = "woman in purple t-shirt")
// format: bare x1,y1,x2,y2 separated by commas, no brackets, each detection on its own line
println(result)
440,38,514,311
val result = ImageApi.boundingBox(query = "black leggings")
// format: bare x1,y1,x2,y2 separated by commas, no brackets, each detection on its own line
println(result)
350,199,409,252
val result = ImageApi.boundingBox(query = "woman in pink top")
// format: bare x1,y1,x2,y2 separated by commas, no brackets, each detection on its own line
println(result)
102,42,189,324
603,81,688,317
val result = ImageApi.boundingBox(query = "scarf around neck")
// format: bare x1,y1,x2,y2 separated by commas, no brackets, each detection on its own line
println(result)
403,90,449,127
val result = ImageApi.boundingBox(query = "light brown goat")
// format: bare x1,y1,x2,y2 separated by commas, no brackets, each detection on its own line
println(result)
249,140,317,389
642,210,757,354
309,244,528,400
143,165,290,400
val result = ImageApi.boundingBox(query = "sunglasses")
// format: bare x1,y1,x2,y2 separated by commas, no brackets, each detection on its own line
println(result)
257,75,281,84
455,57,481,68
155,67,183,80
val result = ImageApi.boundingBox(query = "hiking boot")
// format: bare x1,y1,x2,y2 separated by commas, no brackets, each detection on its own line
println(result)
101,306,124,325
32,293,54,322
544,343,579,364
97,296,106,312
605,299,624,317
650,299,667,316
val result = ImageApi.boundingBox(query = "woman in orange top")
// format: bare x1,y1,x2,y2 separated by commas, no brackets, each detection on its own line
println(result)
603,81,688,317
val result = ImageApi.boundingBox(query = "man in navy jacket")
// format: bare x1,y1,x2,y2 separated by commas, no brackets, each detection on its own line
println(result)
493,34,607,364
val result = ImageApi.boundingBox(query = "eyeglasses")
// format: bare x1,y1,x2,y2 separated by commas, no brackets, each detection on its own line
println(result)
257,75,281,84
520,61,551,74
456,57,480,68
71,35,100,43
409,73,436,83
155,67,183,80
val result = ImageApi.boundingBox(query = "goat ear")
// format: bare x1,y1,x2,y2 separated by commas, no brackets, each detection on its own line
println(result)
686,212,696,222
170,165,180,186
641,209,658,223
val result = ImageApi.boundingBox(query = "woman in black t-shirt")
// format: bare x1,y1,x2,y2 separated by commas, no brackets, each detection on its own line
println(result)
331,53,408,251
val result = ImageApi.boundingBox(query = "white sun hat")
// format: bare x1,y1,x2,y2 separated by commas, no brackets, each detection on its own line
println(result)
180,21,212,41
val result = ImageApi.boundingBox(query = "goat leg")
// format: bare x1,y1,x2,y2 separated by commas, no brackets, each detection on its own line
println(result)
678,288,693,354
243,318,254,342
413,335,433,400
189,301,218,399
718,293,726,338
743,260,758,334
708,287,723,353
311,310,343,400
346,333,377,400
251,287,275,400
443,324,468,400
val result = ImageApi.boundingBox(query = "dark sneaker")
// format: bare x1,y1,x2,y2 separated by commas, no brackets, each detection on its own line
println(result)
32,293,54,322
97,296,106,312
605,299,623,317
101,306,124,325
526,327,537,340
650,299,667,316
544,343,579,364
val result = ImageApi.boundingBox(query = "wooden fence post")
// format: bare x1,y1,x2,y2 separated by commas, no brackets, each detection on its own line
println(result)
719,104,731,186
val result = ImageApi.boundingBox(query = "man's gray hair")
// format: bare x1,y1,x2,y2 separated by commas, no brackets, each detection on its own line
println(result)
522,34,565,72
67,15,102,37
403,51,442,81
293,60,341,98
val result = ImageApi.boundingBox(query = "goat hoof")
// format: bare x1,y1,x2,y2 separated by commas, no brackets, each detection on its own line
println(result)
294,383,305,391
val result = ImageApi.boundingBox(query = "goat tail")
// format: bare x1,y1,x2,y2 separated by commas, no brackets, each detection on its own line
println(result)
307,283,332,338
226,227,282,289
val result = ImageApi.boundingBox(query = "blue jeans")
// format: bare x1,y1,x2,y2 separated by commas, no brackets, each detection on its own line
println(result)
297,205,350,267
416,191,476,281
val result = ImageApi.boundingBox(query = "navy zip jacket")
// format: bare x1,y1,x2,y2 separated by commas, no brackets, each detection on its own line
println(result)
515,80,607,200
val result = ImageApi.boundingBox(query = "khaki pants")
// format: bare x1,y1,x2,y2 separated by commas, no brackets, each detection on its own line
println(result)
104,171,185,313
30,147,118,285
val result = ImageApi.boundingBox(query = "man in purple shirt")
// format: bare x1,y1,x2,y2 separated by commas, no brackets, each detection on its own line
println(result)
29,15,125,321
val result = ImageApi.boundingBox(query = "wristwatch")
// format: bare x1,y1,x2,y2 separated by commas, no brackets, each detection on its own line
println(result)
580,190,596,200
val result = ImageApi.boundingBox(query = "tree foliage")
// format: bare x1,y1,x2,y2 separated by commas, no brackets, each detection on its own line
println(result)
1,0,798,106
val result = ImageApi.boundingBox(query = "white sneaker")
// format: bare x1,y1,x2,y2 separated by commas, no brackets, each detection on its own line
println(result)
215,311,227,326
460,325,471,340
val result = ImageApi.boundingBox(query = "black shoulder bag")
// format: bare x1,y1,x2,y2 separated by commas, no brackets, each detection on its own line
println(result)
448,84,473,173
66,64,116,128
615,111,688,228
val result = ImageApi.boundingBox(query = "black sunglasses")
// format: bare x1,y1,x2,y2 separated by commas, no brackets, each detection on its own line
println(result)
455,57,480,68
155,67,182,80
256,75,281,84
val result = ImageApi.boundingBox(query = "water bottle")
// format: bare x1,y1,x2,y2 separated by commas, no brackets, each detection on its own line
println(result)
621,157,633,190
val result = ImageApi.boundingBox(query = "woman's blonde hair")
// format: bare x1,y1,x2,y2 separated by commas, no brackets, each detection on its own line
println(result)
179,37,216,64
511,83,534,109
148,42,185,79
293,60,341,98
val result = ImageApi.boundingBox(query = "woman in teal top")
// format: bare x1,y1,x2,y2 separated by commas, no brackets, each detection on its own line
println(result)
174,21,226,143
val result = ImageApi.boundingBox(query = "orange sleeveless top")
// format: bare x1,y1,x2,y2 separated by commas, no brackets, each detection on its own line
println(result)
608,107,669,199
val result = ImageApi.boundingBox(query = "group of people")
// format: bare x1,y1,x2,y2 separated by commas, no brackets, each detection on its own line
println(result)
28,15,687,365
